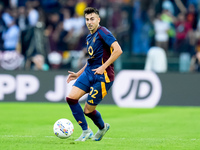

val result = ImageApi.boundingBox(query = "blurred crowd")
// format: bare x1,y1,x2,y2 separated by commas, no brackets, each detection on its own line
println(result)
0,0,200,72
133,0,200,72
0,0,131,71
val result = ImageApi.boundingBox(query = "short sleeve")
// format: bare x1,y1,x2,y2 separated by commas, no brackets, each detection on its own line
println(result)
98,27,116,47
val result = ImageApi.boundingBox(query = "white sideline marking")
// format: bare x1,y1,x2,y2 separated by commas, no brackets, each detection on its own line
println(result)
0,135,55,138
0,135,35,138
0,135,125,140
45,136,55,138
1,135,198,141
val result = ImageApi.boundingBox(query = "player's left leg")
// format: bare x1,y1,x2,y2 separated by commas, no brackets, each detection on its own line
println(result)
84,103,110,141
84,103,105,130
84,81,113,141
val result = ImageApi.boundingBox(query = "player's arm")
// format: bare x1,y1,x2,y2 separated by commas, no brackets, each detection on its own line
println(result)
67,62,87,83
93,41,123,75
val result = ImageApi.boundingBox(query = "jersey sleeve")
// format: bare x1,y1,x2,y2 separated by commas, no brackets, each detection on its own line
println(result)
98,27,116,47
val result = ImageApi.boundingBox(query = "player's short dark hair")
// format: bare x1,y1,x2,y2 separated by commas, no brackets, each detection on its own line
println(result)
84,7,99,16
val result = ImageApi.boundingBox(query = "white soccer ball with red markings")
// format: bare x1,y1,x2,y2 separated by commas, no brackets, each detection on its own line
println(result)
53,118,74,139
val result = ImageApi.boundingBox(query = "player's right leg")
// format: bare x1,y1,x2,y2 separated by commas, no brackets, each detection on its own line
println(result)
66,73,93,141
67,86,88,130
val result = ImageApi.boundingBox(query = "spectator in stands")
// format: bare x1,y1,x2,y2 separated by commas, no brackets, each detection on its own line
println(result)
132,0,144,54
145,46,168,73
45,12,66,69
0,3,6,50
63,9,85,50
162,0,175,15
26,0,39,27
185,3,198,56
160,8,176,53
20,25,49,71
174,0,197,55
190,51,200,72
19,0,49,71
153,12,170,53
60,0,76,18
186,3,198,30
115,10,130,52
174,13,192,54
16,6,29,31
45,12,62,51
2,8,20,51
195,15,200,54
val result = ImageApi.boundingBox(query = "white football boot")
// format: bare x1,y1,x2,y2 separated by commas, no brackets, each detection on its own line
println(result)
92,123,110,141
75,128,93,141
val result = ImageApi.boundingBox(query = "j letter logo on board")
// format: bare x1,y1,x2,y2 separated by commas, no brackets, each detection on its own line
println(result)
112,70,162,108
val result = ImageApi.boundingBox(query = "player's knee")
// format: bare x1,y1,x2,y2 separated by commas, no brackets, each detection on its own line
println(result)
84,110,97,117
84,111,90,117
66,97,78,105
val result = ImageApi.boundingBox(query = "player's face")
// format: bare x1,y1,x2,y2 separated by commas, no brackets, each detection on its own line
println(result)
85,13,100,34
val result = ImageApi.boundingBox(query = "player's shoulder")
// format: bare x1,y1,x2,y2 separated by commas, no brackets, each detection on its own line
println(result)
98,26,112,35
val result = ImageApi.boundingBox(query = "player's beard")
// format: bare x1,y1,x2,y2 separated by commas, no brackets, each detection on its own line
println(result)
88,25,98,33
88,25,93,30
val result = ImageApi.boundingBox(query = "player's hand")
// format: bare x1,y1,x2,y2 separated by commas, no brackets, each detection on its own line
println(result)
67,71,78,83
92,66,105,75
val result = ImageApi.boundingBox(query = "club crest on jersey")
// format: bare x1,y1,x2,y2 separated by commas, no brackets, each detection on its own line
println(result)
87,41,89,45
93,37,96,43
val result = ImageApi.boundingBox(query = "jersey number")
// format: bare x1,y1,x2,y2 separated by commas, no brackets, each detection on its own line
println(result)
89,87,98,98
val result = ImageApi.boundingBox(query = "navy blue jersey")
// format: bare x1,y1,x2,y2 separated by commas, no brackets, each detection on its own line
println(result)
73,26,117,104
85,26,116,82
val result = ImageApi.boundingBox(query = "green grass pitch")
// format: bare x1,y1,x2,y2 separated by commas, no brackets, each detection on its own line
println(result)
0,103,200,150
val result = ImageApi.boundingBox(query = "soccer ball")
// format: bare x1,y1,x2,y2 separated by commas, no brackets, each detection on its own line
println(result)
53,118,74,139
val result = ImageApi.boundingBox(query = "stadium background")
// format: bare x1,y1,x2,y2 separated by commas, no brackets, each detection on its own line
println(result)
0,0,200,106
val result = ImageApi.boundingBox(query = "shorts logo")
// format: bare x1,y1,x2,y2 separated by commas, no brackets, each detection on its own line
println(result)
88,99,94,104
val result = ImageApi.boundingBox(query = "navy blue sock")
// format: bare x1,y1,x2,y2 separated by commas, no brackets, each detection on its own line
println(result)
66,97,88,130
85,110,104,130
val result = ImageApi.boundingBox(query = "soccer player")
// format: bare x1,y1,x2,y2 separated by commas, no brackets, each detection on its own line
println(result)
66,7,123,141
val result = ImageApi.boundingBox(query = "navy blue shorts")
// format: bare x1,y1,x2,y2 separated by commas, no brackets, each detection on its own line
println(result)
73,71,113,105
